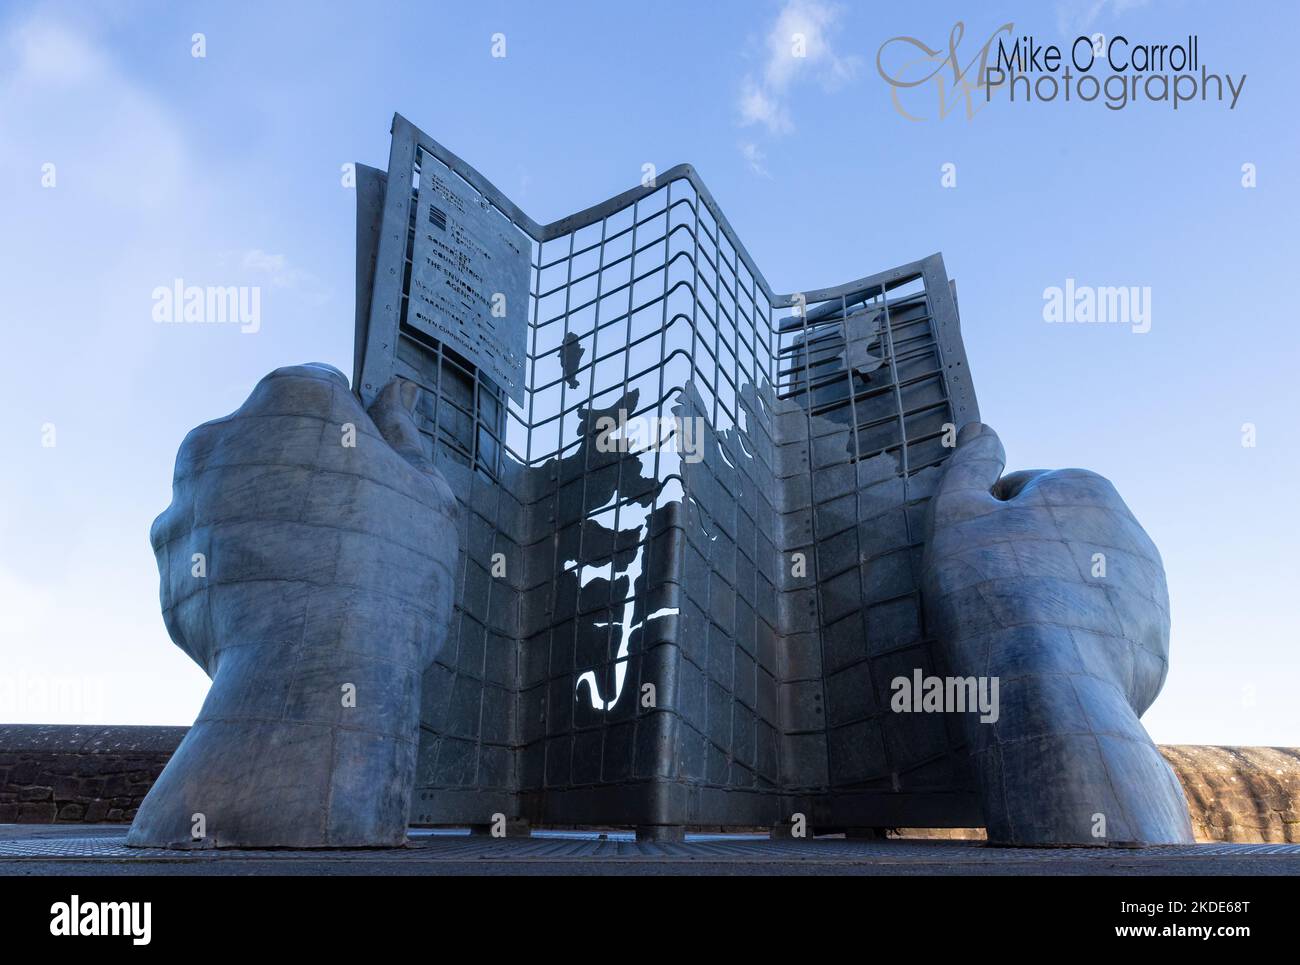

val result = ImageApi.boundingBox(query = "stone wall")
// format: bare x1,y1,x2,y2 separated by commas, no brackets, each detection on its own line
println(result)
2,726,1298,842
1161,745,1300,843
0,725,186,823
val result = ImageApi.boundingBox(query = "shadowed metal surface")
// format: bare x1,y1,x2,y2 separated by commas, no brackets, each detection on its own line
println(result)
351,115,985,835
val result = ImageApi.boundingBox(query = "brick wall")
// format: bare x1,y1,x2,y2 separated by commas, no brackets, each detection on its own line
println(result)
0,725,186,823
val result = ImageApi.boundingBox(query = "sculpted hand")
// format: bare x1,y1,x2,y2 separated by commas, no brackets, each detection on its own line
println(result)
921,422,1193,845
127,363,459,848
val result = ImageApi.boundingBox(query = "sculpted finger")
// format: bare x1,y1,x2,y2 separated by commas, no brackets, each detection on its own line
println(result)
992,468,1050,501
368,378,436,475
933,422,1007,523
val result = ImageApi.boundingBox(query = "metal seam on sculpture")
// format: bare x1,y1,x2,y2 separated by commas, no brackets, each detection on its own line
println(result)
156,512,457,570
162,574,456,619
196,639,435,671
188,716,418,744
168,457,437,506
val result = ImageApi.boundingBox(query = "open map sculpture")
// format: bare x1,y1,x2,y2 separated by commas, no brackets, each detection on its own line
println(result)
127,115,1193,848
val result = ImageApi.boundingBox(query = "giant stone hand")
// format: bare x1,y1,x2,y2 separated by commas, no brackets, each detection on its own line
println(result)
127,363,459,848
921,422,1194,846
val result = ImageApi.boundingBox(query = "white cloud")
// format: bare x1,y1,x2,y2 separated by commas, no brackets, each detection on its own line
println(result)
763,0,857,91
1055,0,1150,36
242,249,287,274
738,0,860,136
739,80,791,135
8,17,108,85
238,248,329,303
0,16,190,211
739,142,771,178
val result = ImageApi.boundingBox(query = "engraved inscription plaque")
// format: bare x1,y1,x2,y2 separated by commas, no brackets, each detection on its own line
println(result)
405,151,529,401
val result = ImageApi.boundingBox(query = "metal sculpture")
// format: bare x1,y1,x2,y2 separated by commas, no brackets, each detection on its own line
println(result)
130,114,1191,847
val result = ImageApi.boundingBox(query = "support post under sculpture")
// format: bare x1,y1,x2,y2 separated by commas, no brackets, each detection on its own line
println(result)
921,422,1195,846
127,363,459,849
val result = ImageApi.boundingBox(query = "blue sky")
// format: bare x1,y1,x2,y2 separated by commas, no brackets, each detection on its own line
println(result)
1,0,1295,744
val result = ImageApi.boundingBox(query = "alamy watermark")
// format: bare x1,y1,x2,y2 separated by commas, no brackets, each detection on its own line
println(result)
50,895,150,945
1043,279,1151,334
891,669,999,723
152,279,261,333
0,673,106,717
594,410,705,464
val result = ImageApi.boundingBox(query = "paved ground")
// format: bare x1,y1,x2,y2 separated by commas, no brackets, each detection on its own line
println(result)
2,825,1298,875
